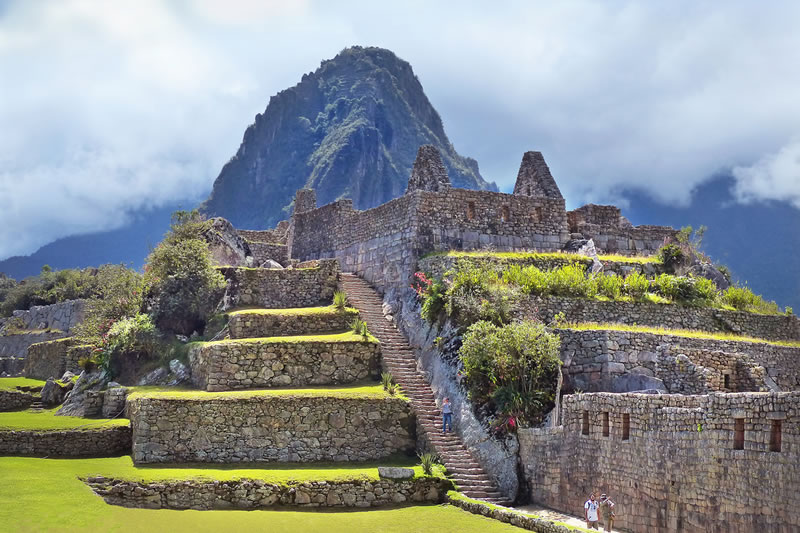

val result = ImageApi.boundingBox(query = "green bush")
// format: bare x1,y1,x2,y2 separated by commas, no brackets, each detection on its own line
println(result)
693,277,718,302
350,317,369,337
418,452,439,476
0,266,109,317
445,264,515,326
622,271,650,300
502,265,548,296
596,273,623,300
652,274,678,301
546,263,596,298
145,211,227,336
721,286,781,314
657,244,685,272
460,320,561,427
73,265,147,343
96,313,157,376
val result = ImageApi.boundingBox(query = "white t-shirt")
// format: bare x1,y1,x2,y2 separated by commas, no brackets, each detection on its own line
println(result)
585,499,599,521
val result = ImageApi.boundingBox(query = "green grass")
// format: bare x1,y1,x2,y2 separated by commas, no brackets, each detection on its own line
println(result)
128,382,403,402
0,377,46,391
228,305,358,316
565,322,800,348
431,250,660,265
0,407,129,431
0,457,518,533
196,331,378,346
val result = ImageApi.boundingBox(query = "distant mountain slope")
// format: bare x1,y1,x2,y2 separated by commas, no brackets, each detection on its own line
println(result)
621,175,800,311
200,46,496,229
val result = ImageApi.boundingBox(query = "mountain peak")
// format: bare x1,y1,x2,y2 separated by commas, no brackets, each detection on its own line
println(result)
201,47,496,229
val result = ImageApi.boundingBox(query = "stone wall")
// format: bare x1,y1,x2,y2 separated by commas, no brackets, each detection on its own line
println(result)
85,476,450,510
0,356,25,376
189,337,380,391
228,308,358,338
289,189,570,287
447,493,577,533
8,299,85,333
247,242,288,265
0,425,131,457
519,296,800,342
519,392,800,533
0,389,33,411
129,395,415,464
0,331,65,358
23,338,77,380
220,259,339,309
568,204,677,255
556,328,800,393
65,344,93,375
237,227,288,245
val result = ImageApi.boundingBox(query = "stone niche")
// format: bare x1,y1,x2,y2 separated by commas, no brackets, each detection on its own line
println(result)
188,336,381,392
129,395,416,464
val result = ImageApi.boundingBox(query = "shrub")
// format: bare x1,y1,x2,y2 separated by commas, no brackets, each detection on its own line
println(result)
652,273,679,301
96,313,158,376
333,290,349,311
445,264,515,326
145,211,227,335
73,265,147,343
350,317,369,337
502,265,548,296
693,277,718,302
0,266,108,317
546,263,596,298
460,320,561,427
787,307,794,316
412,272,446,323
418,452,439,475
721,285,781,314
78,356,97,373
596,273,623,300
380,372,394,391
657,244,685,272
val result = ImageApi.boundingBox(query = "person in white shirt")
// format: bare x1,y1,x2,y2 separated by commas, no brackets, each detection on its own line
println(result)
584,493,600,530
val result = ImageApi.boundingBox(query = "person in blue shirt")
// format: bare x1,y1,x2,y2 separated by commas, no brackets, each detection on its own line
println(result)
442,397,452,433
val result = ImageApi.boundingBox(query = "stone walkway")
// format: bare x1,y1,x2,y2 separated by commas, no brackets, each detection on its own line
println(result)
340,273,509,505
516,503,618,532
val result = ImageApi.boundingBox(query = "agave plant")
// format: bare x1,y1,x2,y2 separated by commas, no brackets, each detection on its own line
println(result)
417,452,439,476
333,290,349,311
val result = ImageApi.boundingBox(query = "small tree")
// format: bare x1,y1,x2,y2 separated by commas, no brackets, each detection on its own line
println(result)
460,320,561,429
144,210,227,335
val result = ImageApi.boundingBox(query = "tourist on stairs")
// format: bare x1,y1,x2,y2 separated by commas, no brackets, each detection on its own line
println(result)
441,397,452,433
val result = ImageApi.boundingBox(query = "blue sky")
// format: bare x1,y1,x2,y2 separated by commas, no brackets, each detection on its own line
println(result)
1,0,799,259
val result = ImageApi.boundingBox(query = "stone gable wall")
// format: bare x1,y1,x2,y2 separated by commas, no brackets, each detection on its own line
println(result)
0,425,131,457
129,395,416,464
189,338,380,392
23,337,78,380
0,331,64,359
86,476,450,510
8,300,85,333
520,296,800,342
519,392,800,533
219,259,339,309
229,309,359,338
0,389,33,411
557,328,800,393
237,228,288,245
247,242,288,265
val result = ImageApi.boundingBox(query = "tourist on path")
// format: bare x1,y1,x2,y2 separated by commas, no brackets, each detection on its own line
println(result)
584,493,600,530
441,397,452,433
599,493,615,532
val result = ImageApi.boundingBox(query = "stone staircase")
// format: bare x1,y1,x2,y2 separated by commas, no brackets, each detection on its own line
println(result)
340,273,509,505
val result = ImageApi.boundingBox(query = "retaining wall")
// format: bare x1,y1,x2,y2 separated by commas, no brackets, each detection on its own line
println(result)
85,476,450,510
0,389,33,411
519,392,800,533
228,308,358,338
0,425,131,457
188,337,381,392
129,395,415,464
24,338,77,380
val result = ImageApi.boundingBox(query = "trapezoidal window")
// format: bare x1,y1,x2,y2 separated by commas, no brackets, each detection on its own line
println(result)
770,420,782,452
582,411,589,435
723,374,731,390
501,206,510,222
734,418,745,450
622,413,630,441
467,202,476,221
603,412,610,437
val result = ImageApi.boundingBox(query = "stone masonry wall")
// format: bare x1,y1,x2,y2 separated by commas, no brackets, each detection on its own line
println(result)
247,241,288,265
0,357,25,376
220,259,339,309
0,389,33,411
8,299,85,333
85,476,450,510
556,328,799,393
0,426,132,457
228,308,359,338
568,204,677,255
519,296,800,342
189,337,380,391
519,392,800,533
129,395,416,464
24,338,77,380
0,331,65,359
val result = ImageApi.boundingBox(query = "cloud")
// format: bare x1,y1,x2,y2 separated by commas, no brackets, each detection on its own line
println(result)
732,139,800,208
1,0,799,259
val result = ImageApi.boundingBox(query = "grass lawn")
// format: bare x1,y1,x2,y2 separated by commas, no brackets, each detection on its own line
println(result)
431,250,660,265
228,305,358,316
127,382,404,401
0,407,129,431
565,322,800,348
196,331,378,345
0,377,46,391
0,456,519,533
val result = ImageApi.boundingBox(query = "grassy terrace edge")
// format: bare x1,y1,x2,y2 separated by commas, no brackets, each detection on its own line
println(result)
425,250,660,265
0,407,129,431
0,377,46,391
227,305,358,316
127,383,404,401
564,322,800,348
193,331,378,346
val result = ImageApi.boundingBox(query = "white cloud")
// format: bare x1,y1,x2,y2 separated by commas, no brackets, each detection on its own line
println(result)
1,0,799,258
732,139,800,208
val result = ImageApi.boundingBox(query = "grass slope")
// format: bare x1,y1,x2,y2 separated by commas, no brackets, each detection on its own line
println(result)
0,457,518,533
0,377,46,391
198,331,378,345
0,407,129,431
432,250,660,265
127,382,402,401
566,322,800,348
227,305,358,316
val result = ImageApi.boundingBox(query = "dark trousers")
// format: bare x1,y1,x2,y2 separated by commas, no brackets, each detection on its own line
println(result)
442,413,452,432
